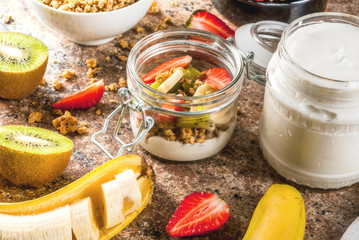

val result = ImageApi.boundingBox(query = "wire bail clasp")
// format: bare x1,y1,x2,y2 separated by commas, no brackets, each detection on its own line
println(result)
92,88,154,159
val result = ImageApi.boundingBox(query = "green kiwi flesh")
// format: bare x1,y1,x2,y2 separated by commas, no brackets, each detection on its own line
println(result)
0,32,48,99
0,125,73,187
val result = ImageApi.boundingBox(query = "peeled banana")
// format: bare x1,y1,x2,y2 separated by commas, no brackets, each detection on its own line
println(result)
0,155,155,240
242,184,306,240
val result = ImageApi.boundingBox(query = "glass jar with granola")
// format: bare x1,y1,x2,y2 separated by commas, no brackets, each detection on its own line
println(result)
125,29,244,161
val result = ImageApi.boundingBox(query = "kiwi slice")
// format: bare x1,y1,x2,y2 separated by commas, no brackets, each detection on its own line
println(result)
0,125,73,187
0,32,48,99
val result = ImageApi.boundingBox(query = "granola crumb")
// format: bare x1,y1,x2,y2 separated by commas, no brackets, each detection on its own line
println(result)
109,99,117,103
117,54,128,62
148,1,159,13
105,82,120,92
77,126,87,134
86,58,98,68
154,16,171,32
237,106,241,114
79,122,88,127
62,69,76,79
119,77,127,88
119,39,129,50
28,112,42,124
40,77,47,85
53,60,57,64
87,67,102,78
89,78,98,84
96,109,102,116
2,15,12,24
116,34,123,40
136,27,145,33
53,109,63,116
32,101,37,105
105,56,111,61
52,79,62,90
172,2,179,7
52,111,78,135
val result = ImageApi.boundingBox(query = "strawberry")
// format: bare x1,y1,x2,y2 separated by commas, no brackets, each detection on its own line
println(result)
141,55,192,84
166,192,230,237
203,68,232,90
186,10,235,39
52,80,104,110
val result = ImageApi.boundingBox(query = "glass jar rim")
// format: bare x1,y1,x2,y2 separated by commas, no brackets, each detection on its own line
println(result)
127,28,245,102
281,12,359,85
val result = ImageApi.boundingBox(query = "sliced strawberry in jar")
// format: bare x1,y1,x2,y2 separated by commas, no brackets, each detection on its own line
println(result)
141,55,192,84
166,192,230,237
186,10,235,39
52,80,104,110
203,68,232,90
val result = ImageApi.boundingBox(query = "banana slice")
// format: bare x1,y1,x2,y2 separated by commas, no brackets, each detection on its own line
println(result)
70,197,99,240
157,68,184,93
193,82,215,97
0,205,72,240
115,169,142,216
101,179,124,229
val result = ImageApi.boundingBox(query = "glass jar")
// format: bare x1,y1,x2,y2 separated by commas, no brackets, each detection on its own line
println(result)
94,29,244,162
259,13,359,189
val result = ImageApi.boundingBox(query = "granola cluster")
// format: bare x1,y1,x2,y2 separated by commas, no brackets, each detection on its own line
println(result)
146,121,218,145
52,111,87,135
38,0,138,13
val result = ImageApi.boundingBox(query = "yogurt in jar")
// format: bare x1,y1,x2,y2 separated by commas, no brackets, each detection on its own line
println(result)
259,15,359,189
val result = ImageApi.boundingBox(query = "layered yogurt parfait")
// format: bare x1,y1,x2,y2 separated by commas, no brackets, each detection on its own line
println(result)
126,29,244,161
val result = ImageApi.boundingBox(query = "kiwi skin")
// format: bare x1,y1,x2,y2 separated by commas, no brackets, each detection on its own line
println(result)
0,126,73,187
0,32,48,100
0,58,48,99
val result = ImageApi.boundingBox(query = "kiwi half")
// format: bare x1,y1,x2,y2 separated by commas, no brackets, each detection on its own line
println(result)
0,32,48,99
0,125,73,187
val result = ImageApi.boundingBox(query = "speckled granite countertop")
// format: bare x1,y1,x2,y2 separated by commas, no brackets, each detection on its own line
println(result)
0,0,358,239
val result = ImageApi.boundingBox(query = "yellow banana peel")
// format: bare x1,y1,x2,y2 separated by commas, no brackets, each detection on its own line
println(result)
0,155,155,240
242,184,306,240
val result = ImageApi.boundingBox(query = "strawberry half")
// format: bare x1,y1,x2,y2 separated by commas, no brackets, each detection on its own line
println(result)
141,55,192,84
52,80,104,110
186,10,235,39
166,192,230,237
203,68,232,90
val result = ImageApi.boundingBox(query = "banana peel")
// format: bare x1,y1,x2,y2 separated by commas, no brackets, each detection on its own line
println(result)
0,155,155,240
242,184,306,240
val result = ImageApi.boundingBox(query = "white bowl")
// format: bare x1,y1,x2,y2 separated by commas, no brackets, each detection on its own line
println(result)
28,0,153,46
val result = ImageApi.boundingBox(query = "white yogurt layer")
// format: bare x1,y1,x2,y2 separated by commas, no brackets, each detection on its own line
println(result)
131,113,236,161
286,22,359,81
140,123,235,161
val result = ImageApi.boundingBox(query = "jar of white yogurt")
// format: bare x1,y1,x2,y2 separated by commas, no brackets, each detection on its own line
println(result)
259,12,359,189
93,29,245,161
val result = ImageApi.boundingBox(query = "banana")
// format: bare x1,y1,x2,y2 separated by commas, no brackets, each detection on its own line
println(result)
243,184,306,240
157,68,184,93
0,155,155,240
101,179,125,229
70,197,99,240
0,205,72,240
193,82,215,97
115,169,142,216
101,169,142,229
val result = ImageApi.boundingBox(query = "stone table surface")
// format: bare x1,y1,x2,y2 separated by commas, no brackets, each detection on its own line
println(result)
0,0,359,239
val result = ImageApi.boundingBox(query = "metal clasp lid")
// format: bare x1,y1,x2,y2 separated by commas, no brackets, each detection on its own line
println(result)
92,88,154,159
